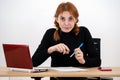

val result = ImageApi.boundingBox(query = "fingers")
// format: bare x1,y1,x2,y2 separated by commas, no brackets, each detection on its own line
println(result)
54,43,70,54
74,48,85,64
75,48,83,59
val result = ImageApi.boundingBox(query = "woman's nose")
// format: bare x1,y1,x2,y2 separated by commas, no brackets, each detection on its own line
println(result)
64,20,69,25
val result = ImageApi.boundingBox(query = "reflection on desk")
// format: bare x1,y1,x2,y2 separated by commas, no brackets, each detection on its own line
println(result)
0,67,120,77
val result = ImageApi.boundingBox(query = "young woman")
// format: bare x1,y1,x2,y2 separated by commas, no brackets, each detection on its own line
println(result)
32,2,101,80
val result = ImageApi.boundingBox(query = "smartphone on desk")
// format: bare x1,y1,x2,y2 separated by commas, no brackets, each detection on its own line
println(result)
98,67,112,71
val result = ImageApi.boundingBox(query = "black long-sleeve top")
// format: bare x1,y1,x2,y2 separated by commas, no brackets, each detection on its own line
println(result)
32,26,101,67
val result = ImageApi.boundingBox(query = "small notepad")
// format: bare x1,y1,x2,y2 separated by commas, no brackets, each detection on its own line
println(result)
51,67,87,72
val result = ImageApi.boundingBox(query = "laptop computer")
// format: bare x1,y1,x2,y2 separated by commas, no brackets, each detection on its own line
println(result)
2,44,48,73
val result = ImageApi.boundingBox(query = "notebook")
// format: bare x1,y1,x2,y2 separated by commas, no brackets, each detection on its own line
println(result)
2,44,48,73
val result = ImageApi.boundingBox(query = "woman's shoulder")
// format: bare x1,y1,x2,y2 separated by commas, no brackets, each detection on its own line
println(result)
79,26,89,31
46,28,56,33
79,26,92,37
43,28,56,37
79,26,90,34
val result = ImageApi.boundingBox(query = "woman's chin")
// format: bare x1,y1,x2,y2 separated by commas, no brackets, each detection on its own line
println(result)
62,29,72,33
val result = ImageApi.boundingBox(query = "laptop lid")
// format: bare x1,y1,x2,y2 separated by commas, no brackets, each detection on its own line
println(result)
3,44,33,69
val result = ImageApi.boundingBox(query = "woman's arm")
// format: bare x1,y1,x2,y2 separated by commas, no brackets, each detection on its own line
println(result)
32,29,55,67
81,27,101,67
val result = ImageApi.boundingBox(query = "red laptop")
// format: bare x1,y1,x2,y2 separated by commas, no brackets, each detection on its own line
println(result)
3,44,48,72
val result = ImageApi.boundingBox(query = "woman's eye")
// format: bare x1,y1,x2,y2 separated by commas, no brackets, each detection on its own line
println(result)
61,17,65,21
69,17,73,21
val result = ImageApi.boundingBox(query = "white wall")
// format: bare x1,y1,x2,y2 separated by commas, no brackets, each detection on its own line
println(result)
0,0,120,80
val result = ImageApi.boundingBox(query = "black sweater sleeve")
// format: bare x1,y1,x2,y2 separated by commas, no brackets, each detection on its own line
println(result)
82,27,101,67
32,29,55,67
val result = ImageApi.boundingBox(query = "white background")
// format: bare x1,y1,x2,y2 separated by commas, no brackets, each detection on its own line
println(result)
0,0,120,80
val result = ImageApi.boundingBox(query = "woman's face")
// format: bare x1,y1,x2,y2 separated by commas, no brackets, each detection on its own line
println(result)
56,11,77,33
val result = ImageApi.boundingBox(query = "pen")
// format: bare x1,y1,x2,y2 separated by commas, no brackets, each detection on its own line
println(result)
70,43,84,58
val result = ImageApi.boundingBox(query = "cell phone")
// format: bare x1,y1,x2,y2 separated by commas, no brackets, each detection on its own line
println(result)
98,67,112,71
32,69,48,73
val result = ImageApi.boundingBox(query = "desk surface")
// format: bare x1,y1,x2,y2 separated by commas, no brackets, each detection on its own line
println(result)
0,67,120,77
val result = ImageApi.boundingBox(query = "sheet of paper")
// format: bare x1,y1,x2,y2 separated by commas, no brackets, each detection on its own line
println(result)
51,67,87,72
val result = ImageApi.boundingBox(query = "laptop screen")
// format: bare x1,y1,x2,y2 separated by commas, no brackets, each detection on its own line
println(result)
3,44,33,69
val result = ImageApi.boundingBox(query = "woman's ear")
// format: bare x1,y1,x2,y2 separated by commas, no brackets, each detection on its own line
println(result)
74,19,78,24
75,18,78,23
55,17,59,23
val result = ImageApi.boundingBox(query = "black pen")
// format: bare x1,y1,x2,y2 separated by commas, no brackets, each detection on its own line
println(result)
70,43,84,58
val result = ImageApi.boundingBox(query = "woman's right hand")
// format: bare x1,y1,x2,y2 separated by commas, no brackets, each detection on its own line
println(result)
48,43,70,55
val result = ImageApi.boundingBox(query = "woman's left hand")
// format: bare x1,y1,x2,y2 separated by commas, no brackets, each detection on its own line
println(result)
74,48,85,64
